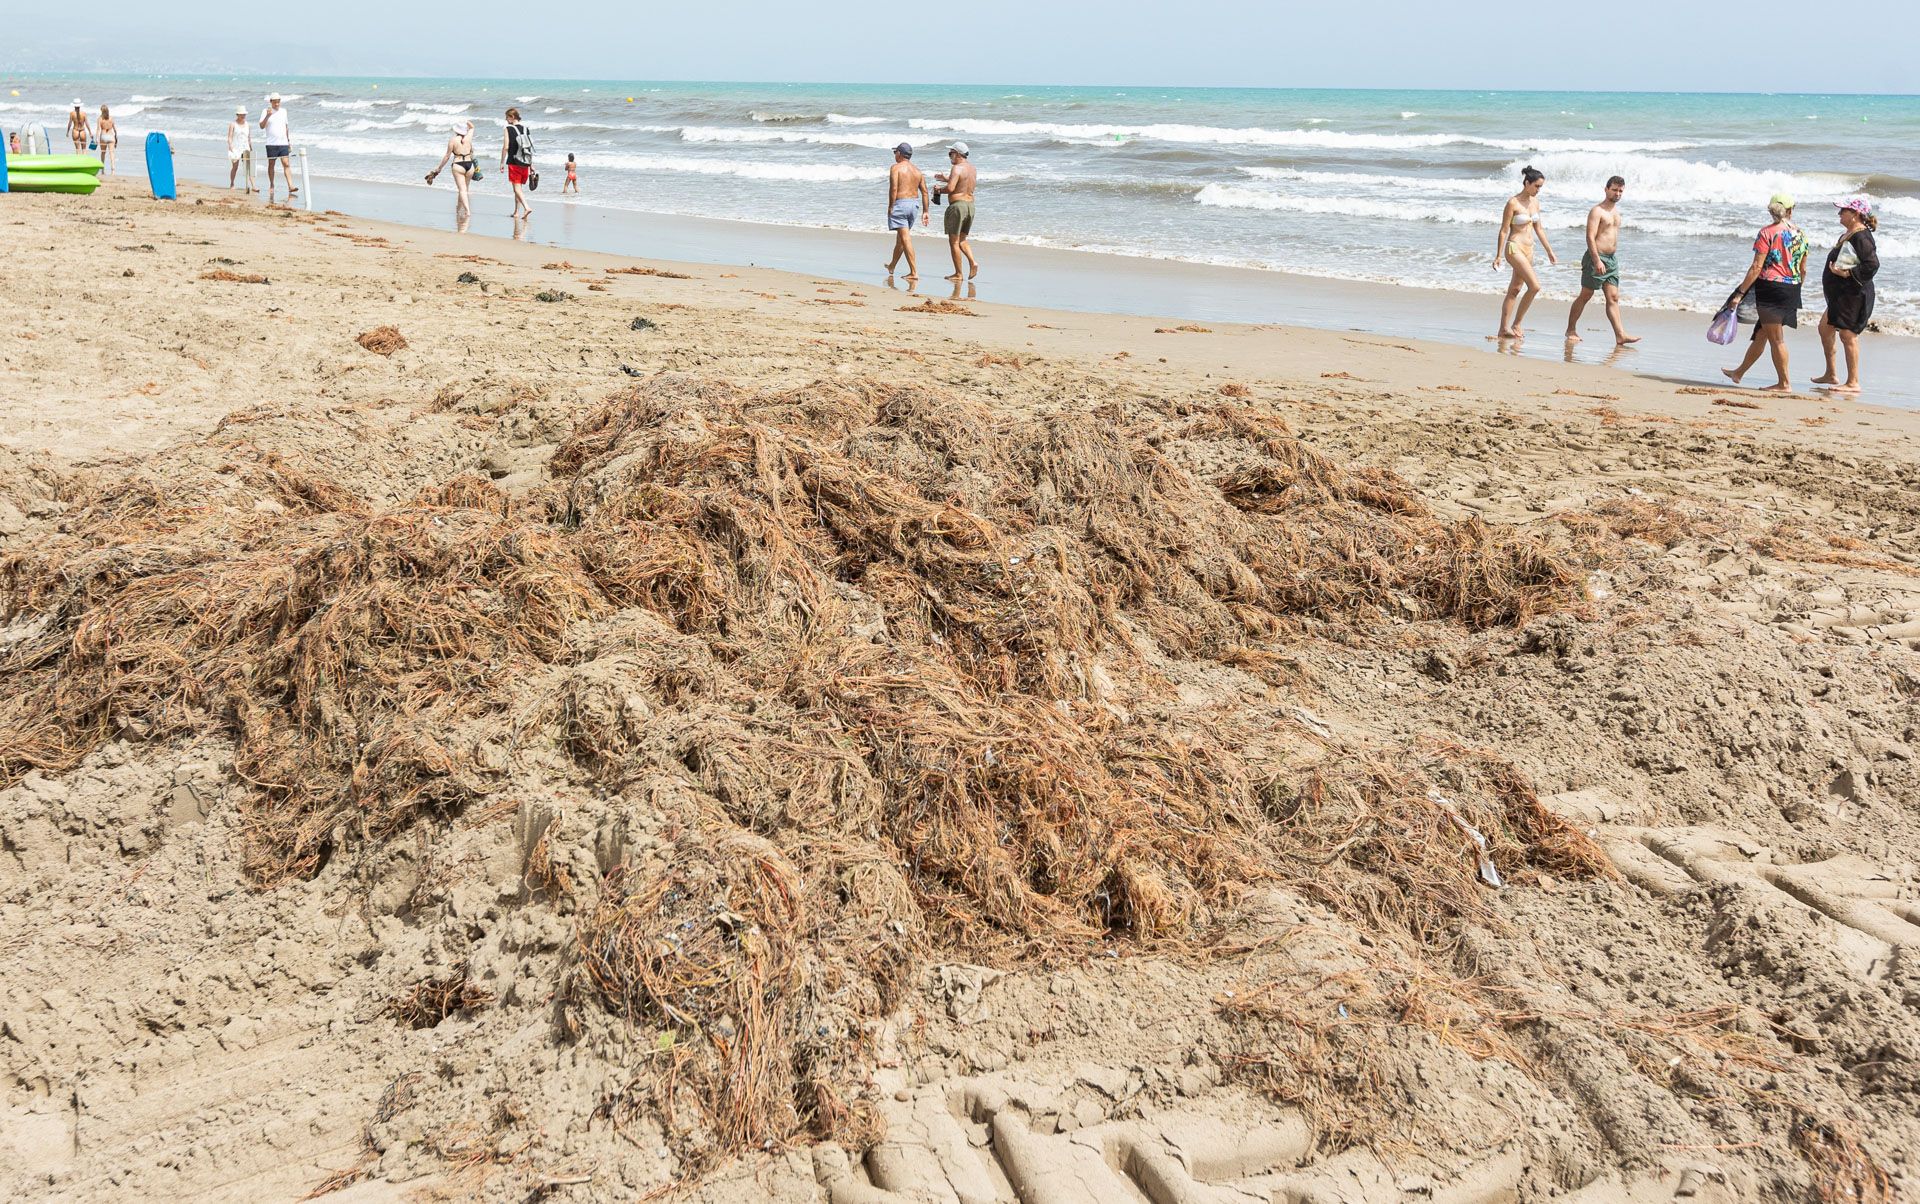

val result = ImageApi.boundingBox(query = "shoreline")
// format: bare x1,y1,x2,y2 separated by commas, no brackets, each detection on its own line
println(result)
148,146,1920,409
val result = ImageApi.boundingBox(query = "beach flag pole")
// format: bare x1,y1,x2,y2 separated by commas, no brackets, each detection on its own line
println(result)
298,148,311,210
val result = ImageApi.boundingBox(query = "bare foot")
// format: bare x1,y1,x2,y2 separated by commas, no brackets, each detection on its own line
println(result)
1821,382,1861,394
1810,373,1838,385
1491,330,1516,340
1617,335,1641,345
1760,383,1792,392
1721,368,1744,385
944,273,962,281
904,273,919,282
884,263,896,273
1565,331,1582,343
968,265,979,279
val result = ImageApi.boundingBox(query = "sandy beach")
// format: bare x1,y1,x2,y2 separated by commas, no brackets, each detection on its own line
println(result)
3,179,1919,1203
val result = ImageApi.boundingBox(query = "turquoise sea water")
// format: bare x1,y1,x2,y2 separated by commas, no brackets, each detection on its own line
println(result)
8,76,1917,331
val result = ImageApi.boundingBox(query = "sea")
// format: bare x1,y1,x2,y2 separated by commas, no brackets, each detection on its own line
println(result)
7,76,1918,334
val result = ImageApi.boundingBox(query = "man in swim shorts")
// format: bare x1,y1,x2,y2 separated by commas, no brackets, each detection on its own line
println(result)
935,141,979,281
1566,175,1638,346
258,93,296,204
884,142,930,280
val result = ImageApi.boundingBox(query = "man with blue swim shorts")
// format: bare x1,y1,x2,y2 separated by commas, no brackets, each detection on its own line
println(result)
884,142,930,280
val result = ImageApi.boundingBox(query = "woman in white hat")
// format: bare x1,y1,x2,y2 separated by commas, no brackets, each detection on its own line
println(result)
1813,197,1882,394
426,120,480,232
228,106,253,191
67,100,92,154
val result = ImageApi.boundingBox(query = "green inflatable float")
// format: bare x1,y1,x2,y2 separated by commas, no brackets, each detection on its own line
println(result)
5,153,104,195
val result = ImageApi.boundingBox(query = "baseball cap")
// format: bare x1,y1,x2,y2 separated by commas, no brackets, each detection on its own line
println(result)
1769,191,1795,211
893,142,912,157
948,141,970,157
1836,196,1873,217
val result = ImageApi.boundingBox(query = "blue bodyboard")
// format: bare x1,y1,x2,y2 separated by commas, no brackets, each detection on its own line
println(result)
1,137,8,193
145,132,176,199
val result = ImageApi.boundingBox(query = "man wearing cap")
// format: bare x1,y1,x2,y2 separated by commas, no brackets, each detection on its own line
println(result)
884,142,930,280
258,93,296,204
67,101,92,154
228,106,254,192
934,142,980,281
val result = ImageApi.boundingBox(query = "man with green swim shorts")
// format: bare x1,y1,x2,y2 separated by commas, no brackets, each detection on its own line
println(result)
1566,175,1639,346
934,142,980,281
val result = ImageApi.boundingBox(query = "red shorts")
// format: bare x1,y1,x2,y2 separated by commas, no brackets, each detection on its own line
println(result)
507,164,529,185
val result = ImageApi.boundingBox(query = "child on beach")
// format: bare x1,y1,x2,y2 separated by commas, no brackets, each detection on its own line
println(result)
563,154,579,195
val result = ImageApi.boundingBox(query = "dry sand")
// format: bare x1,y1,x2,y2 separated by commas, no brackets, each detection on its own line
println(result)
2,180,1918,1204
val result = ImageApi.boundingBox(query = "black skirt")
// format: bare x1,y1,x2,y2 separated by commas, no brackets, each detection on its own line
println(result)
1823,275,1874,334
1751,277,1800,332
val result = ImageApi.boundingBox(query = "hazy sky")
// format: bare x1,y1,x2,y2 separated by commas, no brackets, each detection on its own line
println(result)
18,0,1920,93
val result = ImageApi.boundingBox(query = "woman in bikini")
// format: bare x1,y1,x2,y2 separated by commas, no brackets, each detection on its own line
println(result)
67,101,92,154
96,105,118,175
426,121,479,231
1493,165,1557,339
563,154,579,195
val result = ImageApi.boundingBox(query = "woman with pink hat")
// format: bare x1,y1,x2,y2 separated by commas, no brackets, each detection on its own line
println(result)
1813,197,1881,394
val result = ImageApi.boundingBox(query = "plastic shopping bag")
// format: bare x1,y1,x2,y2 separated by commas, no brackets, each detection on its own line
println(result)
1707,304,1739,346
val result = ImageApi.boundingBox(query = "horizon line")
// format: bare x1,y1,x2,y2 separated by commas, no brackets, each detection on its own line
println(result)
11,70,1919,101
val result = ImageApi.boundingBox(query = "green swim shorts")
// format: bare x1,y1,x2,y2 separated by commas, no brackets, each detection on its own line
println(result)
944,199,974,237
1580,250,1620,290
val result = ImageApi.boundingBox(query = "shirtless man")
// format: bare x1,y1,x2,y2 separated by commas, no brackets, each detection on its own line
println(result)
1566,176,1638,346
884,142,930,279
67,101,91,154
935,141,979,281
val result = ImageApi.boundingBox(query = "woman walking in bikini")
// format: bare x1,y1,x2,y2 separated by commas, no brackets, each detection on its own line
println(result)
95,105,118,175
427,120,480,232
1493,166,1558,340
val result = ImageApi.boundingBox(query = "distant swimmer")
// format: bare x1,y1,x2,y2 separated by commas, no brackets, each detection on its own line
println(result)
96,106,118,175
502,108,535,218
1565,175,1637,346
1721,193,1806,392
935,141,979,281
228,106,253,191
1812,197,1880,395
259,93,296,204
1493,165,1557,339
884,142,930,280
426,120,479,232
67,100,91,154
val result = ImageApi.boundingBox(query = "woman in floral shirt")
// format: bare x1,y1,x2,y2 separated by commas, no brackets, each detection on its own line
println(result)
1721,193,1807,392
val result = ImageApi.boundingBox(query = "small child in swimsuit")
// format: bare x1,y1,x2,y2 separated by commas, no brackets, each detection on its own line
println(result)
563,154,579,195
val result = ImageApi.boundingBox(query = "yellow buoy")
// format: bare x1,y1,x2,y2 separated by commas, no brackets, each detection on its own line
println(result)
626,97,634,103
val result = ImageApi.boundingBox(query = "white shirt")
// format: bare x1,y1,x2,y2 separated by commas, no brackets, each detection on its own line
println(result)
261,107,289,146
228,120,252,153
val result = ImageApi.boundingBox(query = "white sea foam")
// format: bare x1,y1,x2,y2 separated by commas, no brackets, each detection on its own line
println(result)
318,99,380,111
405,102,472,114
586,152,869,182
1511,152,1862,207
679,125,903,150
826,113,887,125
128,94,173,103
903,117,1698,153
1400,111,1421,119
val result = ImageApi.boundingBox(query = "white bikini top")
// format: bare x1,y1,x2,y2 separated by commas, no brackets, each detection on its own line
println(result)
1510,210,1538,227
